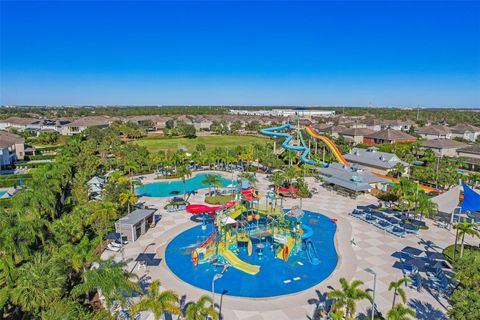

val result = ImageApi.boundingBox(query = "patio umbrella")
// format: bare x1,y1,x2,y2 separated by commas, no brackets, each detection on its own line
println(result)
404,257,427,272
401,246,423,256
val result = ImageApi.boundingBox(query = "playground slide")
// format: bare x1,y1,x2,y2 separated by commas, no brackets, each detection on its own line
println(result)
260,124,315,165
276,236,295,260
304,125,348,165
186,204,221,215
305,239,320,265
221,249,260,275
301,224,314,240
230,206,245,219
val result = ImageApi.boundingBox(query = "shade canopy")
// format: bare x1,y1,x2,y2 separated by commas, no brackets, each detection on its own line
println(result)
431,185,460,214
461,183,480,212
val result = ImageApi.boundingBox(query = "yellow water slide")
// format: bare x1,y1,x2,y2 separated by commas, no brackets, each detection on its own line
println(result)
229,205,245,219
305,125,348,165
221,249,260,275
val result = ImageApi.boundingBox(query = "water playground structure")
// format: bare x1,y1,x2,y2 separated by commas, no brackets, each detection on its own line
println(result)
260,123,348,166
186,184,321,276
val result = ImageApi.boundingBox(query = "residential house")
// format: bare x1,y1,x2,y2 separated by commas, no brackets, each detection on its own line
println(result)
449,123,480,142
343,147,410,176
61,116,113,135
40,119,71,133
420,139,468,157
314,124,348,138
0,131,25,168
0,117,42,132
363,129,416,145
340,128,375,144
415,125,452,140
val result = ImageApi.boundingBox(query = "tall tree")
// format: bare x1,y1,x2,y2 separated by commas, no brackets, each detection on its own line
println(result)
185,295,218,320
387,303,416,320
453,219,480,258
388,277,411,308
327,278,372,319
130,280,181,320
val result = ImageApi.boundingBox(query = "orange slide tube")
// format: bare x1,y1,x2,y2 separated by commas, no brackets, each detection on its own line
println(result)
305,125,348,165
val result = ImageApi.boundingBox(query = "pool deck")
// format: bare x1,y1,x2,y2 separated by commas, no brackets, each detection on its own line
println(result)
102,172,479,320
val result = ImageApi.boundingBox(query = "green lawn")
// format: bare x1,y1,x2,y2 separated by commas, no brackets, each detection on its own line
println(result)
133,135,269,153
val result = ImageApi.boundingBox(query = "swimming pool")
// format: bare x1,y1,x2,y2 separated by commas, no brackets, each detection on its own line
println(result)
165,210,338,298
136,173,236,197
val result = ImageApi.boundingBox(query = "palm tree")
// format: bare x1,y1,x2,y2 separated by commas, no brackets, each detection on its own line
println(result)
415,193,437,221
185,295,218,320
388,277,412,308
72,260,141,308
119,191,137,214
202,174,222,193
327,278,372,319
453,219,480,258
270,171,285,191
177,165,192,198
387,303,416,320
130,280,181,320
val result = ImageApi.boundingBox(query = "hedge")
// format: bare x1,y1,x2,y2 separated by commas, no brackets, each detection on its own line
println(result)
205,195,234,205
0,174,32,180
0,179,30,188
24,154,57,161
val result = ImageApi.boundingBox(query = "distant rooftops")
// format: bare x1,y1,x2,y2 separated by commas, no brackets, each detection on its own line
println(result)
0,131,25,148
421,139,468,149
364,128,416,142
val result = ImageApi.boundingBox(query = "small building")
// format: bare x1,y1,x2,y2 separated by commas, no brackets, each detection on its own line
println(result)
343,147,410,176
314,124,348,138
415,125,452,140
420,139,468,157
0,131,25,168
318,162,390,197
340,128,375,144
449,123,480,142
0,117,42,132
457,145,480,172
115,208,157,242
363,129,416,145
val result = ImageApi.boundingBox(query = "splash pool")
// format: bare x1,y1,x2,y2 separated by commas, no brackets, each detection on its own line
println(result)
136,173,235,197
165,210,338,298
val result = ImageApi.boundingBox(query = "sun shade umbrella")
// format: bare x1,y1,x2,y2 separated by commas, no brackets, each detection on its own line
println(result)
401,246,423,256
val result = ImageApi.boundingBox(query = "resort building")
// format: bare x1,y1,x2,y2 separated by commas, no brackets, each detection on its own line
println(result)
0,131,25,168
343,147,410,176
115,208,158,242
340,127,375,144
61,116,113,135
363,128,416,145
229,109,336,118
317,162,390,196
420,139,468,157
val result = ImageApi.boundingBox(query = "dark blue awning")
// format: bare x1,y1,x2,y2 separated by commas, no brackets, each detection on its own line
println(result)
461,183,480,212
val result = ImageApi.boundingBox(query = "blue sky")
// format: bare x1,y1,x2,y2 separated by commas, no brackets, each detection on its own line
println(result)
1,1,479,107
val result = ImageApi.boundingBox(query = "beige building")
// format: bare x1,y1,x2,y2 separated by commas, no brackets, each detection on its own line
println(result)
62,116,113,135
0,131,25,168
340,128,375,144
421,139,468,157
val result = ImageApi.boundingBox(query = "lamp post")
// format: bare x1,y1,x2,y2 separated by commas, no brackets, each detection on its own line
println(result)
365,268,377,320
211,273,223,307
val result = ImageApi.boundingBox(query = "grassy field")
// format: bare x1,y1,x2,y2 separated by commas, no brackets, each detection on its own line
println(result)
133,135,269,153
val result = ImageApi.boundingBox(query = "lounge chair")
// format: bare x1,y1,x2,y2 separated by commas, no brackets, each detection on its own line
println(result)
376,220,391,230
388,217,400,225
389,226,406,237
401,223,419,234
365,214,376,223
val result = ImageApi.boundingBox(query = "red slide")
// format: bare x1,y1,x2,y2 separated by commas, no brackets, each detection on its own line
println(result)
186,201,236,216
278,187,298,193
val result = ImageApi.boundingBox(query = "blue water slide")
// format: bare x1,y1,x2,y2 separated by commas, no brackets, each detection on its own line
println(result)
260,124,315,165
305,239,320,265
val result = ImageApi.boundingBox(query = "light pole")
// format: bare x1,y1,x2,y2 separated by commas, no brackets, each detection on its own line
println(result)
211,273,223,307
365,268,377,320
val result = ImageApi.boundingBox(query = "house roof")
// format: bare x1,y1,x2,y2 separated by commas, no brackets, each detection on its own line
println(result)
343,147,410,169
415,125,451,135
87,176,105,185
318,162,389,191
0,131,25,148
341,128,375,137
364,129,416,141
116,208,157,225
66,116,113,127
0,117,40,126
457,144,480,155
450,123,480,134
421,139,468,150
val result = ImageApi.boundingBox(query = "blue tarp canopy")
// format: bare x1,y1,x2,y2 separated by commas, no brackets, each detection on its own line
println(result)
461,183,480,212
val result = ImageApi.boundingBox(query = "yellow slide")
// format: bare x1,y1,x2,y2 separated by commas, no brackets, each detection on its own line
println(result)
221,249,260,275
305,125,348,165
229,206,245,219
276,236,295,260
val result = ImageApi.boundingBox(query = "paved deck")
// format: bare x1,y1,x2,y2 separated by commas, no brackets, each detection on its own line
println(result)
102,172,477,320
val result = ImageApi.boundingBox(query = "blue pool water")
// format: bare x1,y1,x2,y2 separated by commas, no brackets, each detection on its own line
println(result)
136,173,235,197
0,191,7,198
165,211,338,298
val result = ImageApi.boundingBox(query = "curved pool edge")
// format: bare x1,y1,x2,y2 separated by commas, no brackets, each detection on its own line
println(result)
137,170,236,186
152,210,357,310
